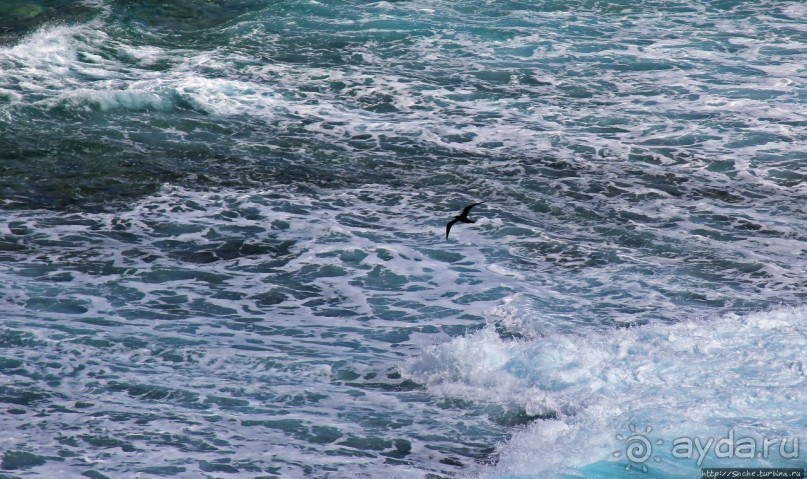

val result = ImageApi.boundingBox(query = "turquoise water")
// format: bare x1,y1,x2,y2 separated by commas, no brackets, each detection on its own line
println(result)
0,1,805,477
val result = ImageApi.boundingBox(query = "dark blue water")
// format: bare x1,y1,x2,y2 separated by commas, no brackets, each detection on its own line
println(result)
1,1,805,477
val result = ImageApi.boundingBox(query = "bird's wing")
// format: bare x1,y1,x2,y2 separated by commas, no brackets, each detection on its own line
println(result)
461,201,484,217
446,218,458,239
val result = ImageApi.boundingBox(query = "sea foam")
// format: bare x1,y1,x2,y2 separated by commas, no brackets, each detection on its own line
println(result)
406,302,807,477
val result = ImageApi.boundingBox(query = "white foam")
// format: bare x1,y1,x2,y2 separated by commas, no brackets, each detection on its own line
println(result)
3,2,803,181
406,305,807,477
0,22,168,115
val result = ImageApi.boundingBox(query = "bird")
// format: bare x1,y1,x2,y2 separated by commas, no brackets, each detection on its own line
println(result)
446,202,484,239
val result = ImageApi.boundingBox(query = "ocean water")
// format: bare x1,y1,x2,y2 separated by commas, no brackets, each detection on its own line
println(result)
0,0,805,478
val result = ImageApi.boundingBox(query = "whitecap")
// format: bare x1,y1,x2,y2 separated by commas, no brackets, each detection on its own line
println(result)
406,306,807,477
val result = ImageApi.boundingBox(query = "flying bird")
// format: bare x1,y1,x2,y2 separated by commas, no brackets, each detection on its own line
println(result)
446,201,484,239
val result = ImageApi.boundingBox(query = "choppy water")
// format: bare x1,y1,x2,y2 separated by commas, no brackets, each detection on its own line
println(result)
0,1,805,478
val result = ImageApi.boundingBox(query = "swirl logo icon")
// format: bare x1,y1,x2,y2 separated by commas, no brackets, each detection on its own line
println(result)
614,424,663,472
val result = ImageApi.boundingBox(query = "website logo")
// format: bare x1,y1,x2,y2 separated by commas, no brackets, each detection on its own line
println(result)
615,424,664,472
614,425,800,470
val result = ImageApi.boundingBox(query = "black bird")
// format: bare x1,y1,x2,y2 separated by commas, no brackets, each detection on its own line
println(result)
446,202,484,239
